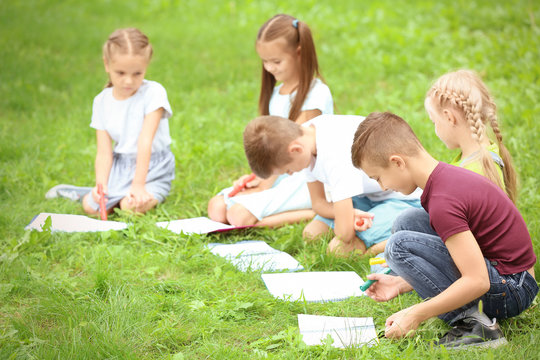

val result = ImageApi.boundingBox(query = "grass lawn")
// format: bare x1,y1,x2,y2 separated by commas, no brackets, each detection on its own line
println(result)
1,0,539,358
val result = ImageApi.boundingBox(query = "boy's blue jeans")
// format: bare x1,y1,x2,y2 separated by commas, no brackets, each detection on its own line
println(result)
386,208,538,324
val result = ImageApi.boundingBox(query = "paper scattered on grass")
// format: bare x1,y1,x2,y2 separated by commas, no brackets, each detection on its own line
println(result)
25,213,127,232
207,240,304,272
298,314,378,348
156,217,252,235
261,271,365,303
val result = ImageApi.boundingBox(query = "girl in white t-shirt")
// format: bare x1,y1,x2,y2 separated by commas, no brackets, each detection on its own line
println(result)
46,28,175,215
207,14,333,227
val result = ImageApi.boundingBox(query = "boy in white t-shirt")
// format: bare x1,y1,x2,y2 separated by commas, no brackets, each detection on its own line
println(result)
243,114,421,256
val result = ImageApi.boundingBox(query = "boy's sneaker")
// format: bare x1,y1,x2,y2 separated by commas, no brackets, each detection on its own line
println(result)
436,317,508,349
45,184,92,201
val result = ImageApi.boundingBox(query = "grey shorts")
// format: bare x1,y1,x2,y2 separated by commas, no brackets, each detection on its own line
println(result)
87,148,175,211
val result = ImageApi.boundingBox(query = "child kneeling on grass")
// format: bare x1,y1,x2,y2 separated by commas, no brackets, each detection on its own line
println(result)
242,114,421,256
351,111,537,348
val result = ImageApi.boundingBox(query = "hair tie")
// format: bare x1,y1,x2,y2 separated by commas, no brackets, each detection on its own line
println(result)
292,19,299,29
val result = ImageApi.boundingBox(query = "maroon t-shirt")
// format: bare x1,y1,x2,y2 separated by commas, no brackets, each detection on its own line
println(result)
421,162,536,275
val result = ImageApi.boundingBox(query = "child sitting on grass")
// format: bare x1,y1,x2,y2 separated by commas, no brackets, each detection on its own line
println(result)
351,111,537,348
242,114,421,256
207,14,334,228
46,28,175,215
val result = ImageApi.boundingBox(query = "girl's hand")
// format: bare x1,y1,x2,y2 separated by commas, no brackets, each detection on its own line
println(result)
385,305,422,339
91,184,108,203
233,174,261,190
364,273,406,302
127,184,152,208
354,210,374,231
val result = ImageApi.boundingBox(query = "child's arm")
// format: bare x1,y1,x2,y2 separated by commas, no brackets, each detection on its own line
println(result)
129,108,164,206
333,197,360,244
384,230,489,339
307,181,334,218
92,129,113,202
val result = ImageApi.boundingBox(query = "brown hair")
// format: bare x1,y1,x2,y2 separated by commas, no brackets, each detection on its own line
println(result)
243,115,303,178
426,69,518,203
102,28,153,88
257,14,325,121
351,112,423,169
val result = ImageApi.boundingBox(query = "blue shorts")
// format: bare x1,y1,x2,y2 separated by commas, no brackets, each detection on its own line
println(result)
314,196,422,248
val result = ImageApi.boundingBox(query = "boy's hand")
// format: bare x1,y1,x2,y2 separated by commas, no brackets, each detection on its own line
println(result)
91,184,108,203
385,305,422,339
364,273,406,302
233,174,261,190
354,210,374,231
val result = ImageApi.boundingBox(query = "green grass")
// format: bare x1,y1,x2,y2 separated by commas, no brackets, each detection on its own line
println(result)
1,0,539,358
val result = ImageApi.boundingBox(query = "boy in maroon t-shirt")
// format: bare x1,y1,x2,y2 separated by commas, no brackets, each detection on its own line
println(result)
350,112,537,349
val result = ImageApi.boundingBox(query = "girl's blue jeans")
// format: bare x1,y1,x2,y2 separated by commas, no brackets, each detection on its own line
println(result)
386,208,538,324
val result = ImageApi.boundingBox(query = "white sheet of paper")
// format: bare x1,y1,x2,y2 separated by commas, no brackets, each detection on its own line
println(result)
298,314,378,348
156,217,236,235
25,213,127,233
261,271,365,303
207,240,304,272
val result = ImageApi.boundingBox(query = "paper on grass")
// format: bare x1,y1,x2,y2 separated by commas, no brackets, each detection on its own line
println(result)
261,271,365,303
207,240,304,272
156,217,252,235
25,213,127,232
298,314,378,348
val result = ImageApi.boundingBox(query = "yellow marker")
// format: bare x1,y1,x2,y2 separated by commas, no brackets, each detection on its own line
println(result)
369,257,386,265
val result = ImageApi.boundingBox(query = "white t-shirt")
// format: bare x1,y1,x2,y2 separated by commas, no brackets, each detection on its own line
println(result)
90,80,172,154
302,115,420,202
269,78,333,118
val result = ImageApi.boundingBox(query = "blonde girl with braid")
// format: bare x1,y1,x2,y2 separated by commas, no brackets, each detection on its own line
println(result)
46,28,175,214
424,69,517,203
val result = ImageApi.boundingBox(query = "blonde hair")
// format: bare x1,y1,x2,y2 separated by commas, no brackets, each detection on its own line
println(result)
351,112,423,169
243,115,303,178
426,69,518,203
257,14,325,121
102,28,153,87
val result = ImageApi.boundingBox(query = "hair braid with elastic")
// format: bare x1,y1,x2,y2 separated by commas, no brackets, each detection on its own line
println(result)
427,70,518,203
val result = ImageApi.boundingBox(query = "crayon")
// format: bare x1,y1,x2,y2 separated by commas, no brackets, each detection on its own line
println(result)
369,257,386,265
360,267,392,292
97,184,107,221
229,173,256,197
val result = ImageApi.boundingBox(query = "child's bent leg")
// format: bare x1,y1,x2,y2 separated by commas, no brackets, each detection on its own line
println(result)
392,207,436,235
82,193,100,215
385,230,466,323
226,203,258,226
208,195,228,223
303,217,332,242
257,209,315,228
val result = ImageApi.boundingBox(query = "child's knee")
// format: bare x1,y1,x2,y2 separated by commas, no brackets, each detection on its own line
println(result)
226,204,257,227
82,194,99,215
302,219,329,241
208,195,227,223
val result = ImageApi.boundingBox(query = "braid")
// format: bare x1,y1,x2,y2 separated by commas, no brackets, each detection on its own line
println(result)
427,69,519,203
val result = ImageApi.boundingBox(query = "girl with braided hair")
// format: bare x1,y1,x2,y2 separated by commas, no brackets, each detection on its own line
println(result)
424,69,518,203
